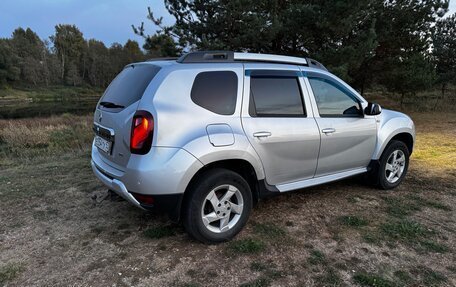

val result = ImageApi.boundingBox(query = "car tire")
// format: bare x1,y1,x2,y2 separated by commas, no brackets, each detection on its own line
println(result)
376,140,410,190
183,168,252,244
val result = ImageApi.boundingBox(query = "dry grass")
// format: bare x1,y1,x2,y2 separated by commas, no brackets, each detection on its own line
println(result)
0,112,455,287
0,114,93,158
409,113,456,173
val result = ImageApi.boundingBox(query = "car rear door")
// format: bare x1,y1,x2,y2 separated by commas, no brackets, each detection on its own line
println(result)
241,64,320,186
303,71,377,176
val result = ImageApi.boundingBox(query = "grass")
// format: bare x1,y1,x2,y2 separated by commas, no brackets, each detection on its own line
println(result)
418,240,449,253
240,277,271,287
0,262,25,285
314,267,342,286
382,197,421,218
380,220,432,241
143,225,177,239
407,195,452,211
393,270,413,285
308,250,327,265
353,272,394,287
411,266,448,286
339,215,368,227
250,262,268,272
412,130,456,171
253,222,287,238
0,114,93,158
362,218,450,254
0,111,455,286
244,262,283,287
227,238,266,254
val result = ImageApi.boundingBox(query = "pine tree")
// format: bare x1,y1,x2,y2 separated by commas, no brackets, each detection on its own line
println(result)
432,13,456,98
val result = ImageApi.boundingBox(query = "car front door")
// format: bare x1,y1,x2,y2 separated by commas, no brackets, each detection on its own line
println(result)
241,65,320,186
303,72,377,176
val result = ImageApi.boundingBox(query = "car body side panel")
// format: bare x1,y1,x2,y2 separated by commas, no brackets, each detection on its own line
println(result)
240,64,321,185
372,109,416,160
92,144,204,195
299,69,377,176
137,63,266,181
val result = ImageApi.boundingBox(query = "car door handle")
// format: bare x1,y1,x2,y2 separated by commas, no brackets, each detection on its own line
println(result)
322,128,336,134
253,131,272,138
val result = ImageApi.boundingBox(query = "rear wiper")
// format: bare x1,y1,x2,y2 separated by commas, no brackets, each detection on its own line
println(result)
99,101,125,109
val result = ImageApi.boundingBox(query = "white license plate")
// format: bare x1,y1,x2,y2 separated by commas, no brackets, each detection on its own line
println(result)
94,136,112,153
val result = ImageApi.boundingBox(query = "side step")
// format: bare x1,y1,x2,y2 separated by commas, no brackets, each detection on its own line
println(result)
276,168,368,192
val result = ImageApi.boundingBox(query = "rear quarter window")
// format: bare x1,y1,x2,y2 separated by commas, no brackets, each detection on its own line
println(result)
191,71,238,115
99,64,161,110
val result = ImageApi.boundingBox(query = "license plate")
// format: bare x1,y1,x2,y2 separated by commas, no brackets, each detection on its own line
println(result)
94,136,112,153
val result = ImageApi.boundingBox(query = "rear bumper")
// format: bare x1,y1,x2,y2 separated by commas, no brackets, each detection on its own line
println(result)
91,160,185,219
91,160,145,210
91,144,203,219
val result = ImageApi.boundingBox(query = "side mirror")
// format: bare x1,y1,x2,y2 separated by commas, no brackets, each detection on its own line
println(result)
364,102,382,115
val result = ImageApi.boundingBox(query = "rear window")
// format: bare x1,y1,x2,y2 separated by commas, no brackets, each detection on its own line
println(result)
99,64,161,110
191,71,238,115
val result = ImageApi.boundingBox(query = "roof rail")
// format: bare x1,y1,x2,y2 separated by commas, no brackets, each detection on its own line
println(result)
233,52,307,65
306,58,327,71
176,51,330,71
147,57,178,62
176,51,234,63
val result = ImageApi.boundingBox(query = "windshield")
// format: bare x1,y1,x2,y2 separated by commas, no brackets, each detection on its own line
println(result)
99,64,161,110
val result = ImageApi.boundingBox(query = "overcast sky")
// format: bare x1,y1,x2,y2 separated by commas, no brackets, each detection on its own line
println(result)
1,0,455,47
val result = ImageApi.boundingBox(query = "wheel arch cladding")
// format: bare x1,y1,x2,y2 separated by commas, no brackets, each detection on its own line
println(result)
178,159,260,221
389,133,414,154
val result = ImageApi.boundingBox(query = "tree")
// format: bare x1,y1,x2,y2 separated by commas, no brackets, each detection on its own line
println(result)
85,39,110,87
432,13,456,98
133,15,182,57
124,40,145,63
380,53,436,108
365,0,448,93
51,24,85,82
143,34,181,57
10,28,48,86
136,0,378,86
138,0,449,94
0,39,20,86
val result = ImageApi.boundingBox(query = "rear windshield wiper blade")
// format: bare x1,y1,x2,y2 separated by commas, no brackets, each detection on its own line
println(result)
99,101,125,109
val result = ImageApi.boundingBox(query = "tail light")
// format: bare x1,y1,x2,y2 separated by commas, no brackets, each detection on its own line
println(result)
130,111,153,154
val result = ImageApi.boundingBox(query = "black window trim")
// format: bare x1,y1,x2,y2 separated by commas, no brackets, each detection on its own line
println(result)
247,70,307,118
306,72,364,118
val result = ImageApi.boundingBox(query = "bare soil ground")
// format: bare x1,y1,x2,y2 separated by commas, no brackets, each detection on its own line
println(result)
0,112,455,287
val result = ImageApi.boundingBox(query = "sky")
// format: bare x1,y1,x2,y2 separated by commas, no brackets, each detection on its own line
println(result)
1,0,455,47
0,0,174,46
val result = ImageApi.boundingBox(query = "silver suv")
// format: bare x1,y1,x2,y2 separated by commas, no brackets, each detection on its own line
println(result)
91,51,415,243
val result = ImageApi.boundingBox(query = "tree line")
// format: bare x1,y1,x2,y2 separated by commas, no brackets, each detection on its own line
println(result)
1,0,455,100
135,0,456,98
0,25,152,88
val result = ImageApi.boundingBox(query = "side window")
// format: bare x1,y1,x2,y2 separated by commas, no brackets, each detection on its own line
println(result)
308,77,362,117
191,71,238,115
250,76,305,117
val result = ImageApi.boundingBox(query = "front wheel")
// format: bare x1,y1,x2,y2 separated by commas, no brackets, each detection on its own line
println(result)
377,140,410,190
183,169,252,243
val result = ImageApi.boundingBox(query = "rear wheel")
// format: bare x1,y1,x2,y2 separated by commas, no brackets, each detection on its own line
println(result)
376,140,410,189
183,169,252,243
